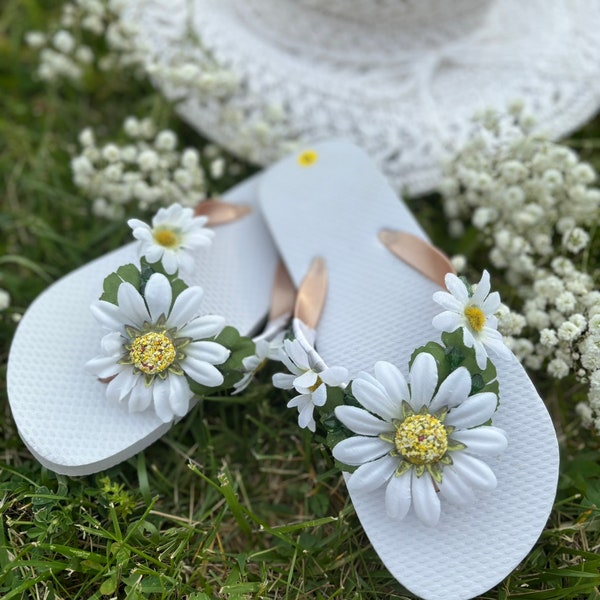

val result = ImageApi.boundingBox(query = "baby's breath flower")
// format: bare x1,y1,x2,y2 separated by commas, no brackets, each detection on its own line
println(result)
440,108,600,432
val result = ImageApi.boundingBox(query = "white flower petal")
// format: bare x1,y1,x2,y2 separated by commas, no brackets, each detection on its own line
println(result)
332,436,391,466
185,341,230,366
91,301,126,331
320,366,349,387
295,369,318,390
168,374,192,417
287,393,309,409
432,311,461,332
298,400,316,432
411,471,441,527
481,291,501,314
161,250,179,274
450,452,497,492
145,245,164,263
144,273,172,321
351,377,398,422
285,338,310,371
444,273,469,303
153,378,173,422
273,372,296,390
347,454,397,492
85,354,121,379
409,352,438,411
445,392,498,429
335,405,393,436
106,369,137,403
385,470,413,520
311,383,327,407
179,314,225,340
471,270,491,305
428,366,471,412
117,282,150,326
437,465,476,506
472,339,489,369
181,358,224,387
101,331,124,354
168,286,204,328
451,426,508,456
432,291,464,312
373,361,409,404
128,379,153,413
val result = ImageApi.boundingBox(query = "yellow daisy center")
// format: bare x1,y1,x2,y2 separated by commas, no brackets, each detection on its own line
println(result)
129,332,176,374
394,414,448,465
309,375,323,393
153,228,180,248
464,305,486,332
297,149,318,167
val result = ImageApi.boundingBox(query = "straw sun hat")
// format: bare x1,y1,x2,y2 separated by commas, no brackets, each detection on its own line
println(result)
122,0,600,194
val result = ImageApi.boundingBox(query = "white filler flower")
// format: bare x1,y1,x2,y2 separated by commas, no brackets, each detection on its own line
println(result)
432,270,511,369
333,354,507,527
128,203,214,277
273,338,348,432
86,273,229,422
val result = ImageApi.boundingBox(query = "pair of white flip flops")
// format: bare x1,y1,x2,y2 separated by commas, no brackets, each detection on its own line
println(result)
7,141,558,600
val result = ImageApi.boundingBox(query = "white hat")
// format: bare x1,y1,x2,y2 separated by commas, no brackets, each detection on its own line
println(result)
122,0,600,194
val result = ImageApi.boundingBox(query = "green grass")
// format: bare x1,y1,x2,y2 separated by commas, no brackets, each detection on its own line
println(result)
1,2,600,599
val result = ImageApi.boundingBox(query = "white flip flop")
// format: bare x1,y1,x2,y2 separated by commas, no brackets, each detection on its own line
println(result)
259,140,559,600
7,174,279,476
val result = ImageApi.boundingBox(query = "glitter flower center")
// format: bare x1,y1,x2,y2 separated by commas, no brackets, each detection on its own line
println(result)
153,228,180,248
129,331,176,374
395,414,448,465
464,306,486,332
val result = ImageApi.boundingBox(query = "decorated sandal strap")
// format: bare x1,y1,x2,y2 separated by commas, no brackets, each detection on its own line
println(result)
194,199,252,226
378,229,456,288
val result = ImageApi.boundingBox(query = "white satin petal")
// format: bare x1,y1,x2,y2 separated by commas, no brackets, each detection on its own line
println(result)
451,426,508,455
438,464,477,506
428,366,471,412
411,471,441,527
168,374,192,417
153,378,173,422
144,273,173,321
182,358,224,387
332,436,391,466
385,470,413,520
117,282,149,326
335,405,393,436
168,286,205,328
185,341,230,365
409,352,438,410
445,392,498,429
374,361,409,404
451,452,497,492
351,377,398,421
179,315,225,340
347,454,397,492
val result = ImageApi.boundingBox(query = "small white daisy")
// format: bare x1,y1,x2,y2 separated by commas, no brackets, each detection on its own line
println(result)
86,272,229,423
432,270,512,369
232,333,284,395
333,354,507,527
273,338,348,433
128,203,214,277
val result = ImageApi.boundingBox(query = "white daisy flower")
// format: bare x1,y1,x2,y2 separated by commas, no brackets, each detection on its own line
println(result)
232,333,284,395
333,354,507,527
127,203,214,277
273,338,348,433
432,270,512,369
86,273,229,423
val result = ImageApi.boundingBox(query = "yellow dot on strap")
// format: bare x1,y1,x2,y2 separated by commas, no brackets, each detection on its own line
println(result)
297,149,318,167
